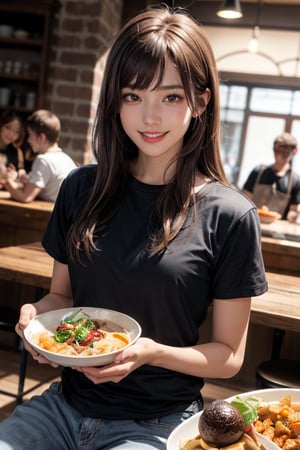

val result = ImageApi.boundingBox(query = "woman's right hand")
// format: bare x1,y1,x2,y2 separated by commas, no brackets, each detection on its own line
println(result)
15,302,59,367
15,260,74,367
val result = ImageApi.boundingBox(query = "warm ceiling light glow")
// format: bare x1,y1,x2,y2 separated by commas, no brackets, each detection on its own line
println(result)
217,0,243,19
248,25,260,53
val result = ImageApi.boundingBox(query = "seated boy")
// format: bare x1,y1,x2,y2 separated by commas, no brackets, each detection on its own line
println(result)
2,109,76,203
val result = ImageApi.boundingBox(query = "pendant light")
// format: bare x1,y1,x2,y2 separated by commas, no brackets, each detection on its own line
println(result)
248,25,260,53
248,0,262,53
216,0,243,19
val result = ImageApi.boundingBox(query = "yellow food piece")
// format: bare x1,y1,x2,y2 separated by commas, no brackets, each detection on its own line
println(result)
180,434,263,450
254,395,300,449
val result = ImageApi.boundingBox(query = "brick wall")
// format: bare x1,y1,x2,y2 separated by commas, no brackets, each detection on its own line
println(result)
46,0,123,165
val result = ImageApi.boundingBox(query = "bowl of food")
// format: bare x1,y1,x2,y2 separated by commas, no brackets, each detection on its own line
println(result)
167,388,300,450
24,307,142,367
257,206,281,224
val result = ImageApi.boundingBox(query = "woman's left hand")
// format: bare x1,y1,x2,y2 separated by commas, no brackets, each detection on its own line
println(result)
74,337,156,384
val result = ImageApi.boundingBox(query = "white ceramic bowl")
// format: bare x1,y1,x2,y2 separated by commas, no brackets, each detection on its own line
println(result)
167,388,300,450
225,387,300,404
24,307,142,367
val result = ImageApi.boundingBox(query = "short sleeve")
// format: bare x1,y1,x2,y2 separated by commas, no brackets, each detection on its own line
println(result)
42,177,73,263
242,167,260,192
42,165,97,263
29,156,51,188
212,208,267,299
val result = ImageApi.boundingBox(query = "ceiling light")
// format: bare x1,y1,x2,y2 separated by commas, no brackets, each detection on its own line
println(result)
216,0,243,19
248,25,260,53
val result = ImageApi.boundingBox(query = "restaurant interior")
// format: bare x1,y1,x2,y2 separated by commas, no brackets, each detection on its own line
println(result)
0,0,299,421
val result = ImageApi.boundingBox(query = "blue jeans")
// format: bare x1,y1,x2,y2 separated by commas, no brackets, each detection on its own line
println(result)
0,381,202,449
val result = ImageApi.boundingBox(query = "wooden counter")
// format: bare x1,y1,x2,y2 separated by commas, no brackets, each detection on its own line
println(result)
0,196,54,247
251,272,300,333
261,220,300,275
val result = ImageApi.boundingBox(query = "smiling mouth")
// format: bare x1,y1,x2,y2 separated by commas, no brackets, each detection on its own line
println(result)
141,131,167,138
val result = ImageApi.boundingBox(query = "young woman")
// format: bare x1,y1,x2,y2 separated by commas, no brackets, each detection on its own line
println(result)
0,6,267,450
0,109,24,171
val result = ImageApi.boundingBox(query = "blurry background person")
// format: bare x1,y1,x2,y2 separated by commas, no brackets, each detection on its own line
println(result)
1,109,76,202
242,133,300,219
0,110,25,187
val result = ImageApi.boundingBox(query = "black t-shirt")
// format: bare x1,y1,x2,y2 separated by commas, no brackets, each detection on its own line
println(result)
0,143,20,169
42,165,267,419
243,165,300,206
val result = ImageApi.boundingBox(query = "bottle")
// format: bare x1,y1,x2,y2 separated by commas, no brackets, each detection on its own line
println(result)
25,91,36,109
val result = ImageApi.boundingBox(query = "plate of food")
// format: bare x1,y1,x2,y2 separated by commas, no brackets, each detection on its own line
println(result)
24,307,141,367
167,388,300,450
257,206,281,224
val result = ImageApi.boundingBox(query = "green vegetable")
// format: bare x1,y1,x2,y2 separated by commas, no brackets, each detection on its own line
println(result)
76,318,97,330
53,309,100,346
75,326,89,343
54,329,75,343
63,309,83,324
231,396,262,426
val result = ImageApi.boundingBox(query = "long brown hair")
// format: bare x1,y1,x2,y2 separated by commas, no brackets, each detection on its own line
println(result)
0,110,25,148
68,5,229,260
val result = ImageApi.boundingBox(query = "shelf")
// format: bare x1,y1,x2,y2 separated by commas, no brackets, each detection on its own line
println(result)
0,0,59,116
0,37,43,48
0,105,35,114
0,73,39,82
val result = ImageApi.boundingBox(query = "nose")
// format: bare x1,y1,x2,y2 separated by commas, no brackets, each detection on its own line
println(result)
142,100,161,125
7,129,15,138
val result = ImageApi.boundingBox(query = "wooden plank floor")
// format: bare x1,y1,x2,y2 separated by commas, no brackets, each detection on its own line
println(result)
0,347,61,421
0,346,255,422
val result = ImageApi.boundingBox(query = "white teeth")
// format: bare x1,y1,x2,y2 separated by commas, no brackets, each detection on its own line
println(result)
143,132,164,138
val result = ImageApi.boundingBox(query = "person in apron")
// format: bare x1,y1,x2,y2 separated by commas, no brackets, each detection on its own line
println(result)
242,133,300,219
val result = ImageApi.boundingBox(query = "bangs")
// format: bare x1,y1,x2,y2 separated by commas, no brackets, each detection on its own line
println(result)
119,45,167,91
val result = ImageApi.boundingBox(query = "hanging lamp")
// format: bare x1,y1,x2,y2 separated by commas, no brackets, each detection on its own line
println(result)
216,0,243,19
248,0,262,53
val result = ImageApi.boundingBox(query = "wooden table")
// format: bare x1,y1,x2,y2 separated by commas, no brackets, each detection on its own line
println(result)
0,197,54,308
0,242,299,333
0,242,53,291
0,196,54,247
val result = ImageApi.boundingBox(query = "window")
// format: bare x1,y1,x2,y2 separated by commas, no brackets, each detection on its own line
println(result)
220,83,300,188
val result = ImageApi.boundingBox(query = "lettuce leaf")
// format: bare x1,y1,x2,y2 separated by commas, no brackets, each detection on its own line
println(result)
231,396,262,425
